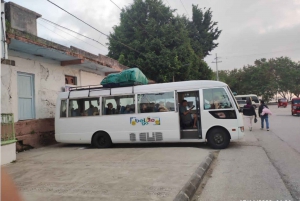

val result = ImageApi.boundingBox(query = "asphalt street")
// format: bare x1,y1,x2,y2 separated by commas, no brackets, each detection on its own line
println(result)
197,105,300,201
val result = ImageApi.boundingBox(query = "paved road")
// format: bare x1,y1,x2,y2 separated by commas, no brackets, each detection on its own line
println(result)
197,105,300,201
5,144,211,201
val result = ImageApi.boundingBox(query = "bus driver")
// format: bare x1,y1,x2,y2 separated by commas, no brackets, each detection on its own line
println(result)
179,100,197,129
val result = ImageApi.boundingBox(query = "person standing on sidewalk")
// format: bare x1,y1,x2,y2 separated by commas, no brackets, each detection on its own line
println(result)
242,99,257,131
259,100,270,131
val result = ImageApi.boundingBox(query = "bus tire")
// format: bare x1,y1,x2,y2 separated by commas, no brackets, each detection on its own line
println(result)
92,132,112,148
207,128,230,149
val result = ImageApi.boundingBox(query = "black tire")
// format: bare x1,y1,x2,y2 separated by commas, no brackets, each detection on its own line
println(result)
92,132,112,148
207,128,230,149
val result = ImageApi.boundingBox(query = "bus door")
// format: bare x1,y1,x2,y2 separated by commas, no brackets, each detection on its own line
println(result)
176,90,202,139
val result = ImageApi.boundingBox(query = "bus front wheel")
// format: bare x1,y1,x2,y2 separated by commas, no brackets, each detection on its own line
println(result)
207,128,230,149
92,132,112,148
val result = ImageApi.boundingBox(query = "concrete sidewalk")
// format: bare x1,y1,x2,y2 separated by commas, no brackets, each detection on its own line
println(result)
197,144,293,201
5,144,211,201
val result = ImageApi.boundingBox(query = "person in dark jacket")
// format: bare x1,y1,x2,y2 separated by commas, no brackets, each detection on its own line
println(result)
258,100,270,131
243,99,257,131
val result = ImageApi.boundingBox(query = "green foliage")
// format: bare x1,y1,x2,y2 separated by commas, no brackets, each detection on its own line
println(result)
213,57,300,100
107,0,220,82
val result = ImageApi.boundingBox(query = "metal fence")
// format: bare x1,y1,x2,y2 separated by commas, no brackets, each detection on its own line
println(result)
1,113,17,145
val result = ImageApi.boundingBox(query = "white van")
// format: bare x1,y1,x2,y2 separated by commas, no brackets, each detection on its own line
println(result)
235,94,259,109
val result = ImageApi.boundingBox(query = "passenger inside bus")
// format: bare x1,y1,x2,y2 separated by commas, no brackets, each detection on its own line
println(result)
106,103,115,115
140,104,149,113
179,100,198,129
86,104,94,116
123,105,133,114
158,102,169,112
211,96,221,109
93,107,99,115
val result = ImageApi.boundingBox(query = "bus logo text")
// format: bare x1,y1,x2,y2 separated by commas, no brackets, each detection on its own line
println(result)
130,117,160,126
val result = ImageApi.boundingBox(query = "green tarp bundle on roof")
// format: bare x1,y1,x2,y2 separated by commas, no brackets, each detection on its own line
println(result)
100,73,120,88
101,68,148,88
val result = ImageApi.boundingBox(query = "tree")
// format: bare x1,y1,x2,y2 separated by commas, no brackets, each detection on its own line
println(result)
107,0,219,82
217,57,299,102
187,5,221,58
289,63,300,97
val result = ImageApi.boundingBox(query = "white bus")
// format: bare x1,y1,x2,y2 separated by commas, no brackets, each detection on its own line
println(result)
55,81,244,149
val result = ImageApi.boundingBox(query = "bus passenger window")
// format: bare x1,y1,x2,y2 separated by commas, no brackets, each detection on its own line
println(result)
102,95,135,115
60,100,67,117
137,92,174,113
68,98,100,117
203,88,233,110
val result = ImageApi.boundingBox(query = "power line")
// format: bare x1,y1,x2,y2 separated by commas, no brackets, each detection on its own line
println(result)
212,53,222,81
109,0,123,11
40,18,107,49
179,0,190,18
40,20,107,55
47,0,148,58
37,22,80,47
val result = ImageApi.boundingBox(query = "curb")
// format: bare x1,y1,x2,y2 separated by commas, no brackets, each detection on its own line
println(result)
173,152,215,201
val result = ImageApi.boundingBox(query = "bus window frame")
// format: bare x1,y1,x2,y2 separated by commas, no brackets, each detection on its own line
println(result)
137,91,176,114
60,99,68,118
226,86,239,110
202,87,235,111
101,94,136,115
67,96,101,118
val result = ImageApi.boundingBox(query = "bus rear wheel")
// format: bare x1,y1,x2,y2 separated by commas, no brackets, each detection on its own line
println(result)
207,128,230,149
92,132,112,148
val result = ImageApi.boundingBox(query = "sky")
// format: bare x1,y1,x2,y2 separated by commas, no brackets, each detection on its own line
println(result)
10,0,300,71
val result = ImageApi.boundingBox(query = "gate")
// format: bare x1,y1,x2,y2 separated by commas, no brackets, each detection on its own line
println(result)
1,113,17,145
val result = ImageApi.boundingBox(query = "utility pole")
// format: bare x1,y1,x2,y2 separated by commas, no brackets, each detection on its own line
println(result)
212,53,222,81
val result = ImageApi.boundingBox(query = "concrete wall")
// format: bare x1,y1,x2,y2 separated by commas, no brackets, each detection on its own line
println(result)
5,2,41,36
1,143,16,165
1,50,105,150
80,70,104,86
1,50,105,120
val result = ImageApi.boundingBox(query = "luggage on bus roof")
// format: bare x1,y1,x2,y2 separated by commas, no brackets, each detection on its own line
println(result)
100,73,120,88
101,68,148,88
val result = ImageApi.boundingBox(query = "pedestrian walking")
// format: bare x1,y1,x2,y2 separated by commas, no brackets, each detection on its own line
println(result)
259,100,271,131
242,99,257,131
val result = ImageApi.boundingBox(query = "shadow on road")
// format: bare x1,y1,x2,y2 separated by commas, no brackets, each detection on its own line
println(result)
53,142,212,150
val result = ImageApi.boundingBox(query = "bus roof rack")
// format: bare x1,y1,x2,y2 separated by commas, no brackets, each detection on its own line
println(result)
67,83,142,98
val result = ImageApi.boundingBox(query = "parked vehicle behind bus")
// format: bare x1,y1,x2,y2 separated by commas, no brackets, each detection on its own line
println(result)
237,100,246,112
291,98,300,116
235,94,259,109
55,81,244,149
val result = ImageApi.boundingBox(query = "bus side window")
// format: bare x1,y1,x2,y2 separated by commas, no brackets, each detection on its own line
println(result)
138,92,174,113
103,95,135,115
68,98,99,117
203,88,233,110
60,100,67,117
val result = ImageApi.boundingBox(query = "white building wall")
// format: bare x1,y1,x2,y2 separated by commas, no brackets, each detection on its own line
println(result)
1,143,16,165
1,50,106,122
80,70,105,86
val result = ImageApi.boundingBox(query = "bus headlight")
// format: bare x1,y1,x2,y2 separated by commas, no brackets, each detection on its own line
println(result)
239,126,244,132
293,106,297,109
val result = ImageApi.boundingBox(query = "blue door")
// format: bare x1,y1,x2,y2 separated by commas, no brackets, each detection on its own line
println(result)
17,72,35,120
